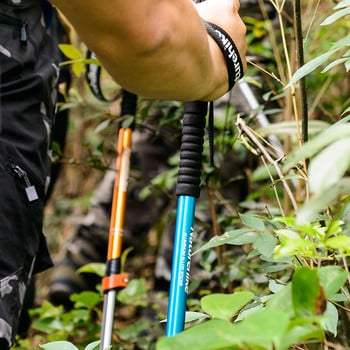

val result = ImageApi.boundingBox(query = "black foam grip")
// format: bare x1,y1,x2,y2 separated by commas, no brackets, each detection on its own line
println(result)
176,101,208,198
121,90,137,117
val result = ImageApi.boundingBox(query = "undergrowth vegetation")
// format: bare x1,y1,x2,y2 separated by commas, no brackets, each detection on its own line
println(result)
13,0,350,349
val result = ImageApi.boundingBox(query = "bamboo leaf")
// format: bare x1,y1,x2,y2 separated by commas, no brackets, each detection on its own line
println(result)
283,123,350,171
285,50,339,89
308,138,350,194
321,7,350,26
334,0,350,9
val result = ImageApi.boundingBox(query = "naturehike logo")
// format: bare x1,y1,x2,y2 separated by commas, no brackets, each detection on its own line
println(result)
215,29,242,82
179,229,194,294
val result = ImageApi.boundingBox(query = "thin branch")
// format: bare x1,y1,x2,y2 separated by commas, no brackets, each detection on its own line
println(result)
236,118,299,214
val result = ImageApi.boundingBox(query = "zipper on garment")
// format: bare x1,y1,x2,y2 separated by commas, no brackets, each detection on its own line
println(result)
10,164,39,202
0,12,28,45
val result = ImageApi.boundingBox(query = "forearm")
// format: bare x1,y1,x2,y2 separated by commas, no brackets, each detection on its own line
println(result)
51,0,245,101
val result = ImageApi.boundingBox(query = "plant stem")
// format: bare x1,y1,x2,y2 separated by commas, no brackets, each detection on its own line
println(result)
294,0,309,143
236,117,299,214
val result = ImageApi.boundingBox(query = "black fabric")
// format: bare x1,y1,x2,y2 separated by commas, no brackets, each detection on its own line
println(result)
0,0,60,345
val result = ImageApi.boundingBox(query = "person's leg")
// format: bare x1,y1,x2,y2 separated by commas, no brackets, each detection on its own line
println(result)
0,0,60,345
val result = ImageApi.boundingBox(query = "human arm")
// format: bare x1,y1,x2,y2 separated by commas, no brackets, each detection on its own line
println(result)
50,0,246,101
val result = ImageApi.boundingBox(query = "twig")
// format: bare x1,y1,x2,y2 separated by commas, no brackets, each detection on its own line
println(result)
236,118,299,214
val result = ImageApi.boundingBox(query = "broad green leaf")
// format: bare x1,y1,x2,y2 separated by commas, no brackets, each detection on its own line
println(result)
85,341,101,350
77,262,105,277
321,7,350,25
292,267,321,317
193,228,255,255
254,233,277,257
285,49,339,89
284,318,324,346
201,292,254,321
318,266,348,297
40,341,79,350
308,139,350,194
70,291,100,310
266,284,294,317
32,317,63,333
233,309,290,349
156,319,241,350
117,278,148,306
240,213,266,232
320,302,339,336
326,235,350,253
274,229,315,258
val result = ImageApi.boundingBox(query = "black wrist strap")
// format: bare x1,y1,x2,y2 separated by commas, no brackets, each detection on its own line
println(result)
203,21,244,91
85,50,120,102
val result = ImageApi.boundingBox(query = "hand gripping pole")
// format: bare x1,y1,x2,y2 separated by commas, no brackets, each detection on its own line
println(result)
166,101,208,336
100,90,137,350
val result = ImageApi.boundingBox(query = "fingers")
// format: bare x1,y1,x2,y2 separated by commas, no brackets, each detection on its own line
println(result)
196,0,247,75
196,0,247,65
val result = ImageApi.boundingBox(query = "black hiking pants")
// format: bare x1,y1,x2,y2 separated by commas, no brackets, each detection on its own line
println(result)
0,0,59,346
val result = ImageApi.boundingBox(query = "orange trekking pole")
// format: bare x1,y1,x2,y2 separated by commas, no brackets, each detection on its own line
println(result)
100,90,137,350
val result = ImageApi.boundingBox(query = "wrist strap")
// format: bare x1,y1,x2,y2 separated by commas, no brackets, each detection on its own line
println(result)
203,21,244,91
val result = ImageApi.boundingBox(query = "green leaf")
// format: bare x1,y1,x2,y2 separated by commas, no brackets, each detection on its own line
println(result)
283,123,350,171
308,139,350,194
156,319,241,350
266,284,293,317
70,291,101,310
254,233,277,257
335,0,350,9
240,213,266,232
318,266,348,298
325,235,350,253
292,267,321,317
193,229,255,255
274,229,315,258
297,178,350,223
322,57,350,73
285,49,339,89
59,44,82,60
40,341,79,350
85,341,101,350
320,302,339,336
184,311,209,323
201,292,254,321
233,309,290,349
77,262,105,277
117,278,148,306
284,318,324,345
321,7,350,25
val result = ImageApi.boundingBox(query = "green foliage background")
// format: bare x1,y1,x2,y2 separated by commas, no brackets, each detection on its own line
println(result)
13,0,350,349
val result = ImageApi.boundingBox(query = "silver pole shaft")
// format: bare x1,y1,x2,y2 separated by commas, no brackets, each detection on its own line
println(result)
100,290,117,350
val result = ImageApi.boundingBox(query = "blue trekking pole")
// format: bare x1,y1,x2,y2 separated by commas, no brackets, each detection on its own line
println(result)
165,14,244,335
166,100,208,336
